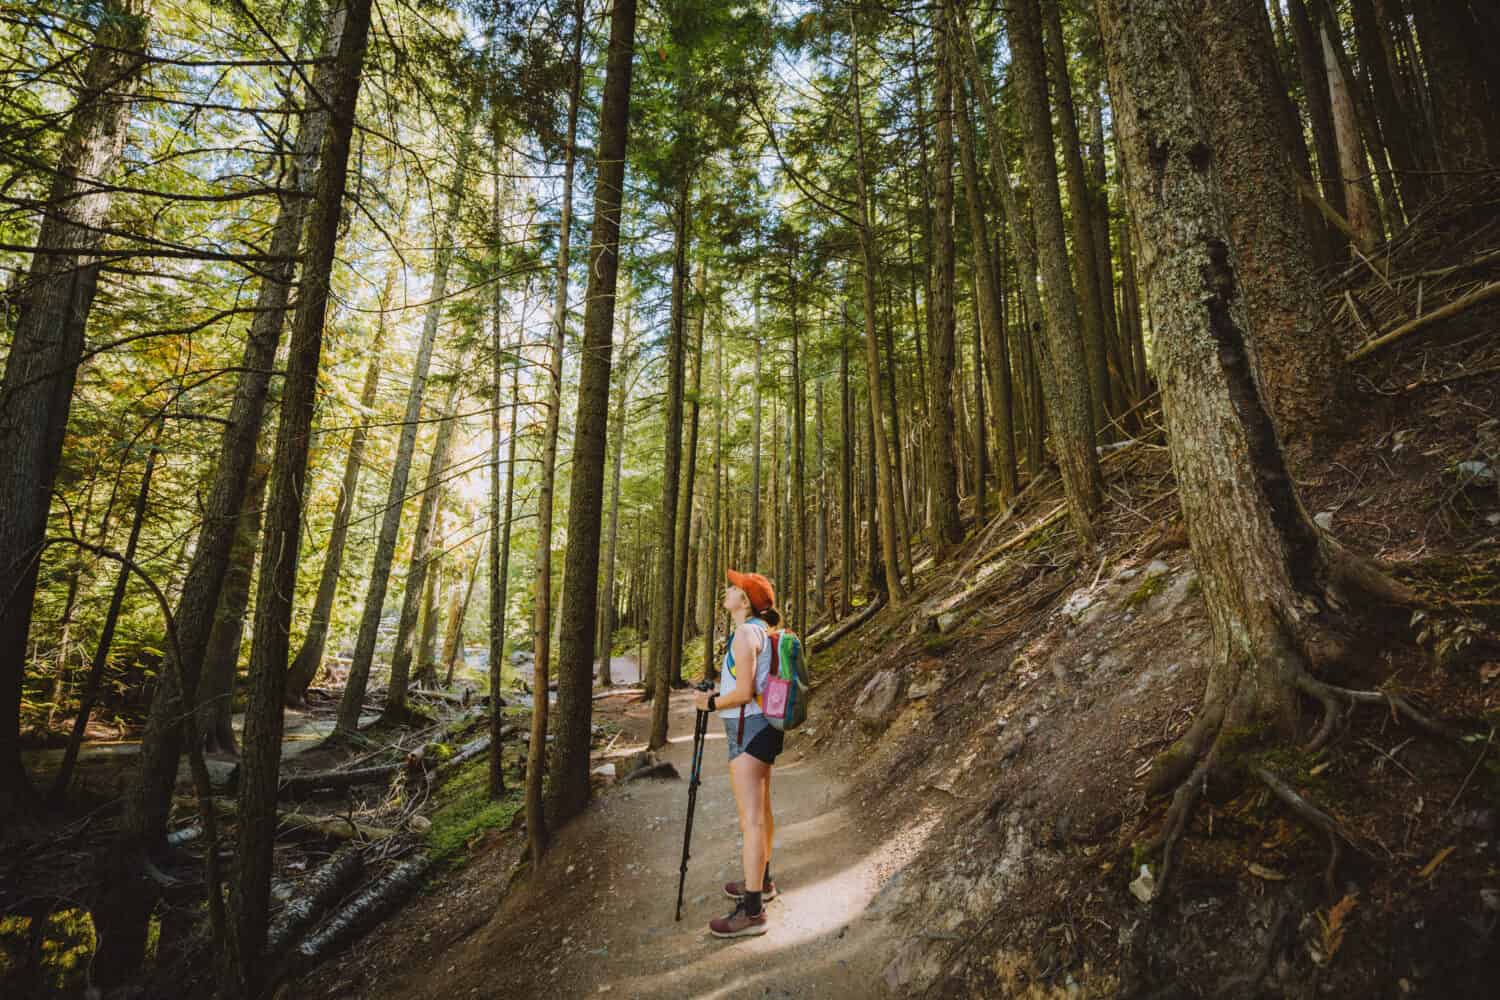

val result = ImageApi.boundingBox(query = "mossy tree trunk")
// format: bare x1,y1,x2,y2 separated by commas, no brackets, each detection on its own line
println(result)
1101,0,1416,893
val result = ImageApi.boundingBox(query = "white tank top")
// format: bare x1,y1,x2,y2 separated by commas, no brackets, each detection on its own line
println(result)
718,618,772,719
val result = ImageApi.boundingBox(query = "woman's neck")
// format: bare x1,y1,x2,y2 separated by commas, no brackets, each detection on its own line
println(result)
731,608,750,627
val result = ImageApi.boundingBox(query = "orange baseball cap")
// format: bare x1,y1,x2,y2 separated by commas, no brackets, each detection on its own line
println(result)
725,568,775,615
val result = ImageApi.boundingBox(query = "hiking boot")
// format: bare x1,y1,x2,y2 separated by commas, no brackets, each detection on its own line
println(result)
709,901,768,938
723,879,777,902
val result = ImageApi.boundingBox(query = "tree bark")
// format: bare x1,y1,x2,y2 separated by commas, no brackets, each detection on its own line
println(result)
199,456,270,756
286,267,392,706
1410,0,1497,172
490,334,521,799
1040,0,1113,424
670,267,706,684
128,1,340,854
232,0,374,990
0,0,147,817
1320,20,1381,253
550,0,638,825
1348,0,1426,211
1286,0,1347,253
928,7,966,549
814,377,828,614
970,0,1102,542
849,17,910,601
954,74,1017,499
338,109,475,736
442,553,479,685
597,325,632,688
749,297,762,569
415,548,443,688
839,319,854,617
1200,0,1348,459
384,376,463,717
648,185,691,746
1101,0,1412,893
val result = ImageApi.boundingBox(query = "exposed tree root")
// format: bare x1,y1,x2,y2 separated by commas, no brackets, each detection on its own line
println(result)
1295,672,1457,752
1146,653,1453,903
1252,766,1358,899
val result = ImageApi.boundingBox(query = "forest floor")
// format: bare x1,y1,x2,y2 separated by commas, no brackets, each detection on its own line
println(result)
302,686,911,999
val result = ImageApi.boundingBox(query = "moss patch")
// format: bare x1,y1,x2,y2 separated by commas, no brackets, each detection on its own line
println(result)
425,758,523,861
1124,573,1166,610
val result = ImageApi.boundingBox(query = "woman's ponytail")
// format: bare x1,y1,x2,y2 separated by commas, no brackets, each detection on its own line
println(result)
759,607,782,628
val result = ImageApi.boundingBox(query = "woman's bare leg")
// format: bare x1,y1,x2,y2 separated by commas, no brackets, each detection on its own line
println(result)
730,752,769,892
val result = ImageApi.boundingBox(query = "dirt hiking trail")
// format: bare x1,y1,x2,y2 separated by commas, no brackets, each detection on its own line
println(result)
311,688,917,999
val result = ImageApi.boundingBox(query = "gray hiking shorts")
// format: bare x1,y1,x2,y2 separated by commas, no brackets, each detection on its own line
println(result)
724,711,784,765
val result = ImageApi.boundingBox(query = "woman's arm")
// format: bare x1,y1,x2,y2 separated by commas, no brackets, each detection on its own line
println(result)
709,624,760,711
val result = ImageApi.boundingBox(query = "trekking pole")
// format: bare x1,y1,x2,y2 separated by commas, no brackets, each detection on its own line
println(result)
675,680,714,921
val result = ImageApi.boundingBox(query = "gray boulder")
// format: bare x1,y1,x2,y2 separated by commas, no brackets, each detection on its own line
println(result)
855,669,906,731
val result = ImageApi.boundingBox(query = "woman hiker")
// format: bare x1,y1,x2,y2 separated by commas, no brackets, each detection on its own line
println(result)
694,568,784,938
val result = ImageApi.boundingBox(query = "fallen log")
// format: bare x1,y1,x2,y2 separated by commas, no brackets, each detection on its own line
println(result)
171,796,394,842
809,596,887,653
277,760,410,800
266,846,366,955
276,855,435,983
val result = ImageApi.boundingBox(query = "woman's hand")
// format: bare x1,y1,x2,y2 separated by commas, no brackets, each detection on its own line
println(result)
694,689,714,712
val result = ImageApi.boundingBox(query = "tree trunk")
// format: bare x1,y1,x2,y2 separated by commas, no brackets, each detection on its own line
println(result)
705,322,725,679
286,267,392,705
1286,0,1347,254
597,325,632,688
1084,61,1128,407
51,428,159,803
490,323,522,800
789,268,808,630
814,377,828,614
232,1,374,991
415,549,443,688
127,1,339,857
1040,0,1113,425
648,186,691,747
1348,0,1426,211
849,17,909,601
670,267,706,685
839,321,854,617
749,306,763,568
1202,0,1348,459
550,0,638,825
0,0,146,817
199,457,270,756
1319,20,1381,253
928,8,966,550
954,74,1017,499
1101,0,1411,892
442,554,479,686
384,376,463,717
968,0,1102,542
1410,0,1497,172
879,286,914,578
338,109,476,736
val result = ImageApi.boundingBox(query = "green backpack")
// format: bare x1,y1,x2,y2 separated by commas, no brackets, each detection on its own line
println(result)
759,629,810,732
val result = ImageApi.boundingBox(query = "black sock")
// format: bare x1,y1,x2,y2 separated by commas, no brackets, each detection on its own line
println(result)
763,861,772,885
744,889,762,917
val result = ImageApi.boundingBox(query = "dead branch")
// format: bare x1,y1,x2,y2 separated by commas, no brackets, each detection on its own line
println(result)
808,595,887,653
1346,280,1500,361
